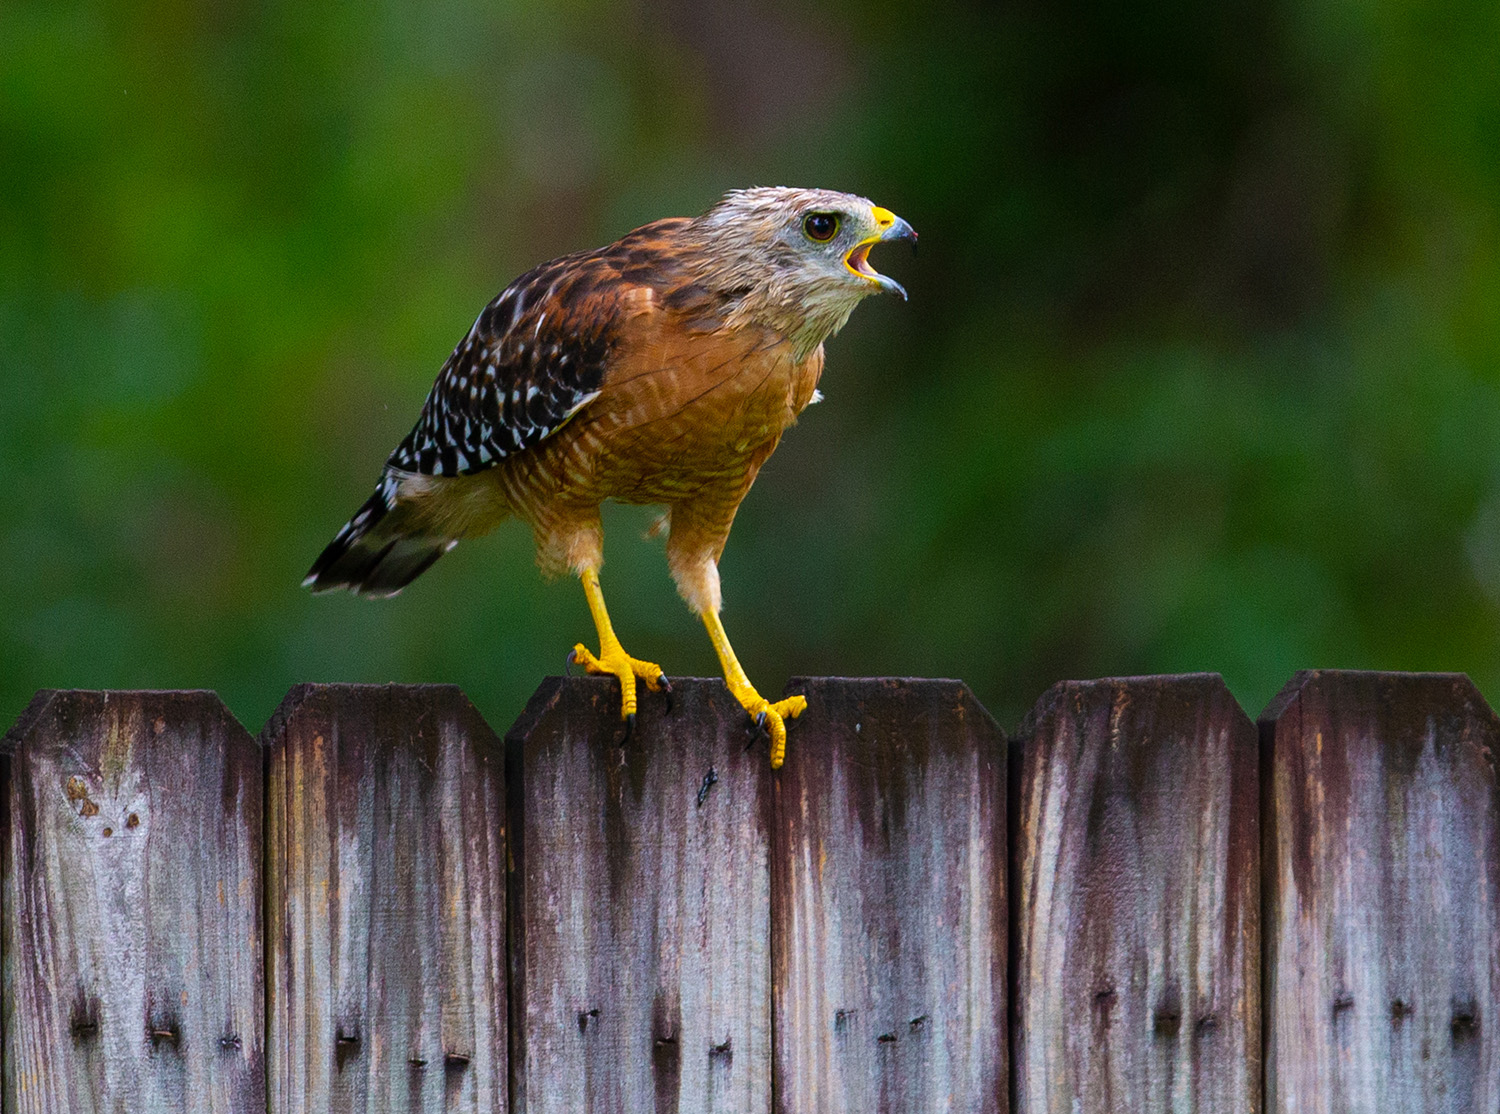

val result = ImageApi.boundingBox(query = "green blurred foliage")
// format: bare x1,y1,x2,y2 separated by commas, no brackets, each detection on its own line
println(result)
3,0,1500,735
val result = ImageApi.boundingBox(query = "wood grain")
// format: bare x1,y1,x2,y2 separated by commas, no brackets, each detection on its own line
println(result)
1,690,264,1114
1260,670,1500,1113
263,683,507,1114
505,676,771,1114
1012,674,1259,1114
771,677,1007,1114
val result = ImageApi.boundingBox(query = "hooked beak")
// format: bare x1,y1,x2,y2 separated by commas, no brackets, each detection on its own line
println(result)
845,206,918,301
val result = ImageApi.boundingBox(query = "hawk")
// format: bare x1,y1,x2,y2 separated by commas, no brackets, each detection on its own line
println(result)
305,187,916,767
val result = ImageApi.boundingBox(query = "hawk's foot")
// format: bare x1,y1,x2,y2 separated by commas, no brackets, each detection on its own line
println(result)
698,607,806,768
569,642,668,724
727,682,807,770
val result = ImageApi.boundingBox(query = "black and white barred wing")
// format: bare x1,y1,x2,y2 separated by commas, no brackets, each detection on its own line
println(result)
387,257,622,477
303,249,644,597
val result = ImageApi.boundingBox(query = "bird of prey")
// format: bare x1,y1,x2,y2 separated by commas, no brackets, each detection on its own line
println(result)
304,187,916,767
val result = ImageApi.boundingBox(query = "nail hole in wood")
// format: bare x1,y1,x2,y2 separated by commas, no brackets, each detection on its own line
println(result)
877,1032,898,1044
445,1052,471,1070
1391,1000,1413,1024
146,1008,181,1051
834,1008,855,1033
70,994,100,1043
1153,1012,1181,1038
219,1034,241,1052
577,1008,600,1034
1094,987,1117,1027
1452,1001,1479,1042
335,1027,360,1072
1195,1015,1218,1037
1332,996,1355,1021
709,1037,732,1064
409,1058,427,1069
909,1015,929,1033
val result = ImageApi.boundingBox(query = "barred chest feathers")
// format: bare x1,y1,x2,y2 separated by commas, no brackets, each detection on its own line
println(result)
562,325,826,502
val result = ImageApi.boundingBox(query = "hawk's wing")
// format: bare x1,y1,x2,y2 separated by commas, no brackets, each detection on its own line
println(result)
389,217,714,477
305,217,728,596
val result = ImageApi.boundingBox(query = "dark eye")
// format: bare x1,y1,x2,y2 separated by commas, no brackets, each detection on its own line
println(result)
803,211,840,242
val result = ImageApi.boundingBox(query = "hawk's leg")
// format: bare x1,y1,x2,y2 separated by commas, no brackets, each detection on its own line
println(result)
571,567,668,728
701,608,807,769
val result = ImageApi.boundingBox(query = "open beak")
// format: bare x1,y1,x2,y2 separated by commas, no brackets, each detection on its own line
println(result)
845,207,918,301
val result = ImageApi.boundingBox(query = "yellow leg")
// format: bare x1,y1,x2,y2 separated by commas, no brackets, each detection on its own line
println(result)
570,568,668,725
701,609,807,769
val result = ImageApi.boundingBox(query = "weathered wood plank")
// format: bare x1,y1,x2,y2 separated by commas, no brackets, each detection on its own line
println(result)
264,683,507,1113
771,677,1007,1114
1260,670,1500,1113
506,676,770,1114
1012,674,1259,1114
1,690,264,1114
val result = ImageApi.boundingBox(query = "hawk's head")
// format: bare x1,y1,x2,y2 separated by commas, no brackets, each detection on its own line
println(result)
692,186,917,354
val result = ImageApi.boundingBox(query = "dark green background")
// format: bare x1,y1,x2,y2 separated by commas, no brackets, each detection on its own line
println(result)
5,0,1499,737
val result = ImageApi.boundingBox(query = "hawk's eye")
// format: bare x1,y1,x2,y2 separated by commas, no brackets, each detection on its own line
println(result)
803,212,840,242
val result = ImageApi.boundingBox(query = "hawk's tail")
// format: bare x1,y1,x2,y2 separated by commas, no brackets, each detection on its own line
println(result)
303,476,457,598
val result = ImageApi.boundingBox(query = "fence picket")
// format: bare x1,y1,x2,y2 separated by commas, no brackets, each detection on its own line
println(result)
1260,670,1500,1113
1011,674,1259,1114
263,683,507,1114
505,675,772,1113
770,677,1008,1114
1,690,264,1114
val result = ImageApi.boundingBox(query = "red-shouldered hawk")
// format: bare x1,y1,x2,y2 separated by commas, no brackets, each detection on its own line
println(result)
305,187,916,766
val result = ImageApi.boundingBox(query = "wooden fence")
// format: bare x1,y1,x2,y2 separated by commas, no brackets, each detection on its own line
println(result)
0,670,1495,1112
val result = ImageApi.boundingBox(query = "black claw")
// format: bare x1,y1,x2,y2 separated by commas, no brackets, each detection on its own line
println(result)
659,675,674,714
564,649,577,678
744,710,770,752
622,712,636,744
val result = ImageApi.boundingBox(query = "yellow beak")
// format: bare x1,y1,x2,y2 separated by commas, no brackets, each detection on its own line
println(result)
846,206,918,299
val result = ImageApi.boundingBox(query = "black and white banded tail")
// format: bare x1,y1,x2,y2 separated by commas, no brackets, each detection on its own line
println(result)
302,472,457,598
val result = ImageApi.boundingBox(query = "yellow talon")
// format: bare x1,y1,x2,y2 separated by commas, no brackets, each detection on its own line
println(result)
570,641,666,719
574,568,667,723
700,607,807,768
743,693,807,769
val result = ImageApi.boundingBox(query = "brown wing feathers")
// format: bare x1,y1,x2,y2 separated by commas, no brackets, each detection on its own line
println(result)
304,219,712,595
389,260,612,478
